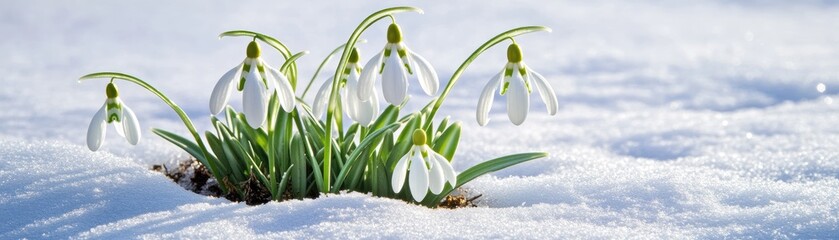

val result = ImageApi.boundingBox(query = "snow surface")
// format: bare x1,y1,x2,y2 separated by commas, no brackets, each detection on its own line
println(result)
2,0,839,239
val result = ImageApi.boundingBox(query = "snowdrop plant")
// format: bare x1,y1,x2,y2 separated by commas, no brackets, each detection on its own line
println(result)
477,42,559,126
78,6,552,207
87,82,141,151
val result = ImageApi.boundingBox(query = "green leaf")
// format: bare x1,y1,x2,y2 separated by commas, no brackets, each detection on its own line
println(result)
346,148,369,191
421,152,547,207
291,110,324,190
370,105,400,132
152,128,211,165
436,116,449,136
331,122,401,192
373,161,390,197
290,134,308,199
204,131,231,175
276,164,294,200
432,121,461,161
215,122,247,183
457,152,546,188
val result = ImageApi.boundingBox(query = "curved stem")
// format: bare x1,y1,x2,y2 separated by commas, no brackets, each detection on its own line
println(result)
425,26,551,122
301,40,366,98
79,72,226,193
280,51,310,73
323,6,423,192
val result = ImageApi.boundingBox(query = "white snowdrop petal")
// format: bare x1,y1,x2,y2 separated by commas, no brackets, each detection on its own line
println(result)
427,155,445,194
369,89,379,121
267,65,296,112
432,151,457,187
344,71,361,121
409,50,439,95
358,51,383,101
477,70,504,126
391,151,412,193
381,52,408,105
113,117,125,138
243,69,268,128
111,99,125,138
353,96,376,125
312,77,333,118
210,63,242,115
528,68,559,115
507,72,530,125
408,152,429,201
121,105,141,145
86,104,108,151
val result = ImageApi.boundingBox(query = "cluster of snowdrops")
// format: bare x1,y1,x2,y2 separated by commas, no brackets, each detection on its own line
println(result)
80,7,556,207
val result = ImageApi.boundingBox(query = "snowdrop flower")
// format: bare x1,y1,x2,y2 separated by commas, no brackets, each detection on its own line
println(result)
358,23,439,105
313,48,379,125
210,40,296,128
477,43,558,126
392,129,457,202
87,82,141,151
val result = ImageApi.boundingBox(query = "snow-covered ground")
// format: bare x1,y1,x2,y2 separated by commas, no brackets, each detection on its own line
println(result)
2,0,839,238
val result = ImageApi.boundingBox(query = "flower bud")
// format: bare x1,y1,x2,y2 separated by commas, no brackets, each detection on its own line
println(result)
106,82,119,98
412,129,427,146
507,43,523,63
246,40,261,58
387,23,402,43
349,47,360,63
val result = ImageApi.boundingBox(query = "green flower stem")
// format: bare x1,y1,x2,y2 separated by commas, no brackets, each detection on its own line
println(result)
323,6,424,192
280,51,310,73
300,40,367,98
219,30,299,89
425,26,552,124
78,72,227,193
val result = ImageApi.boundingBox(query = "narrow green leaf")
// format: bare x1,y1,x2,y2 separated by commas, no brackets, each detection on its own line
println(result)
370,105,400,132
290,134,308,199
152,128,209,165
421,152,547,207
276,165,294,200
204,131,231,175
331,122,401,192
432,121,461,161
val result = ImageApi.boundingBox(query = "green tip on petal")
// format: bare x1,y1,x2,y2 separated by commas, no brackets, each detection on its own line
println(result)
387,23,402,43
106,82,119,98
412,129,427,146
507,43,523,63
246,41,261,58
349,47,360,63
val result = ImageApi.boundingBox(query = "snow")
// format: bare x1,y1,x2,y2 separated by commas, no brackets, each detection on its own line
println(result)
2,0,839,239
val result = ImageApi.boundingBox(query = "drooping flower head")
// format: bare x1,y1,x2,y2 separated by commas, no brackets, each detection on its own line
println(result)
392,129,457,202
358,22,439,106
313,48,379,125
477,42,558,126
87,82,141,151
210,40,296,128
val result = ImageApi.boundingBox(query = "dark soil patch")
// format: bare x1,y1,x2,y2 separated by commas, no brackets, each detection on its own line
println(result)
439,191,482,209
153,159,482,208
